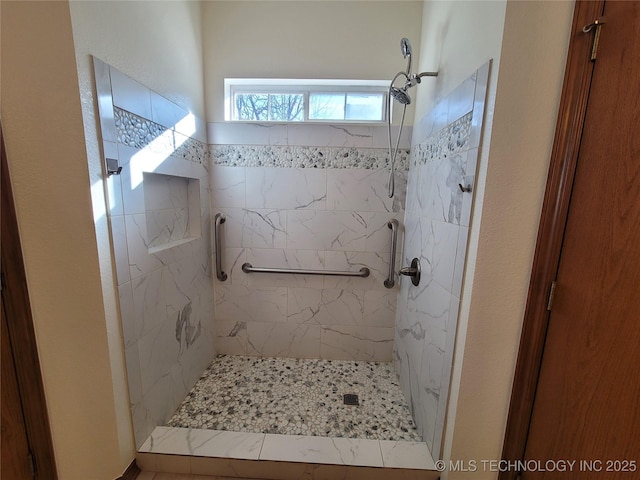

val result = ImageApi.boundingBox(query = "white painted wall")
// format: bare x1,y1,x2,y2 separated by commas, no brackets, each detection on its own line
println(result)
70,0,206,119
1,2,128,478
2,1,208,478
67,0,208,471
412,0,574,477
202,0,424,123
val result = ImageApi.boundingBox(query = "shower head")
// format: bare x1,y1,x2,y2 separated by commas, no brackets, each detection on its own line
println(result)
401,38,412,58
389,71,412,105
400,38,412,74
390,86,412,105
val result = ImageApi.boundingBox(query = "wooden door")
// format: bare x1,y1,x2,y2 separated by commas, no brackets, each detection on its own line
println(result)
523,1,640,478
1,124,57,478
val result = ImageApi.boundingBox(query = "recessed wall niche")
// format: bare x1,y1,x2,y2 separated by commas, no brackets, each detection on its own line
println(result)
142,172,201,252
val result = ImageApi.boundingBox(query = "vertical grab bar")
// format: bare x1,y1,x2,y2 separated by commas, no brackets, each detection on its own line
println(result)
384,219,399,288
214,213,227,281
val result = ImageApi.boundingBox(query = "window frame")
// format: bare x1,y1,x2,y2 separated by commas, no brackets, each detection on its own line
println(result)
224,78,391,124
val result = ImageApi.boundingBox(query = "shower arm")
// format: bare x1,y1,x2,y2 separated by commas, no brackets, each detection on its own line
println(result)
405,71,439,89
413,71,439,81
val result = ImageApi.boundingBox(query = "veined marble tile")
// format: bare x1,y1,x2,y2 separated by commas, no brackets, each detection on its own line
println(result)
208,122,288,146
242,208,287,248
215,247,247,286
110,66,152,119
286,210,367,252
131,400,155,449
246,322,321,359
371,124,412,149
363,212,403,253
431,294,461,456
392,170,409,214
379,440,435,469
102,140,123,215
363,290,397,328
145,208,189,248
132,268,167,339
452,226,469,299
150,92,189,132
141,373,178,427
137,319,182,395
460,148,480,227
215,284,287,324
110,215,130,285
260,434,383,467
246,167,326,210
419,345,443,453
470,61,491,150
320,325,393,362
411,280,450,352
162,259,203,313
394,312,427,422
323,251,389,291
93,58,117,143
142,171,189,211
118,282,137,346
189,429,264,459
119,144,146,215
140,426,264,460
404,164,421,218
125,214,163,279
287,288,364,326
326,169,393,213
213,208,243,248
210,165,246,208
124,342,143,407
213,318,248,355
419,218,459,293
286,123,374,148
447,74,476,125
393,65,489,460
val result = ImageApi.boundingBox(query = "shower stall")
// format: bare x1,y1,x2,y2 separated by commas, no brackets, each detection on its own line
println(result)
93,37,489,475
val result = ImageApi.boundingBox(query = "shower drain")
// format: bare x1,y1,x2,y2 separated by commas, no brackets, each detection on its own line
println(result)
343,393,360,406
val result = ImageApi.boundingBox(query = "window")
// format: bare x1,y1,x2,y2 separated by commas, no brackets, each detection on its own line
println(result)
225,79,389,123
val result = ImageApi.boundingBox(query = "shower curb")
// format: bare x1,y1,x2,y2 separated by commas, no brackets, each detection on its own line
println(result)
136,427,439,480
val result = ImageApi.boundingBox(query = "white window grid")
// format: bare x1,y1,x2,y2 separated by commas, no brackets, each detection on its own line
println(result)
224,78,390,124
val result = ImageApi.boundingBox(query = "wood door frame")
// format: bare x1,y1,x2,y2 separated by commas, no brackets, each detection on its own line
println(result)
1,123,58,479
499,1,606,478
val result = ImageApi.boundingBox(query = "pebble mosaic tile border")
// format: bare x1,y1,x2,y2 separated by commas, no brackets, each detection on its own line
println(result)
114,108,409,170
167,355,420,442
209,145,410,171
114,108,207,165
411,112,472,168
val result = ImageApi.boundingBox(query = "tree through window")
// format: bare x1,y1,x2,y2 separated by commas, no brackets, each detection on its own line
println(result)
227,79,388,123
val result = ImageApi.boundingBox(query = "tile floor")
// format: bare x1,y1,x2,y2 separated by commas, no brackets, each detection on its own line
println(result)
137,474,259,480
167,355,420,441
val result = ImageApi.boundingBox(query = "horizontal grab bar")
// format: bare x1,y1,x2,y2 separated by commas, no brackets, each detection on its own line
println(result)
242,263,369,278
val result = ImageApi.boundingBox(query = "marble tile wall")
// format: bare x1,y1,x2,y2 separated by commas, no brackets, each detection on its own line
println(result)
393,62,490,456
138,426,437,475
142,172,201,249
93,58,215,448
210,123,409,362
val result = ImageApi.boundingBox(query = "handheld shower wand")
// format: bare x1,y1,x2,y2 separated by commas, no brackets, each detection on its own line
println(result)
387,38,438,198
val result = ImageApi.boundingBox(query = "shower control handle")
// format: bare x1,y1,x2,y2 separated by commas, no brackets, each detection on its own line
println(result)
399,258,421,286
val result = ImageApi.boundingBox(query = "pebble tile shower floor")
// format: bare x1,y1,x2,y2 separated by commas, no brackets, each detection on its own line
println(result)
167,355,421,442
